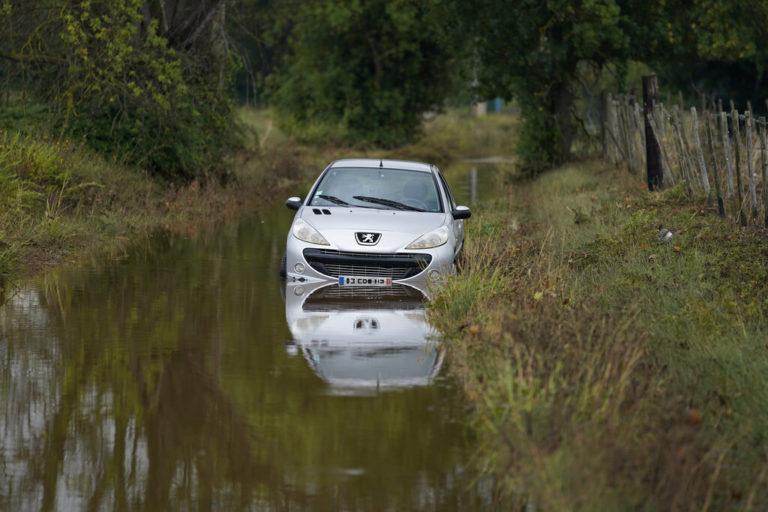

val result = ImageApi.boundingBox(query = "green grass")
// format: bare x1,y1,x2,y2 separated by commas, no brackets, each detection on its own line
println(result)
397,109,519,167
430,161,768,510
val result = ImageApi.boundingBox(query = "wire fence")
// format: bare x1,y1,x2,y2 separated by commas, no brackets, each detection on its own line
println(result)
602,93,768,226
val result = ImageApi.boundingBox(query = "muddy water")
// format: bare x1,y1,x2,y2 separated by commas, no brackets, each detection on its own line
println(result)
0,164,498,511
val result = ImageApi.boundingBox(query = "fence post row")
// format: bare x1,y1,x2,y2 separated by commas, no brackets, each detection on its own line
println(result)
599,80,768,227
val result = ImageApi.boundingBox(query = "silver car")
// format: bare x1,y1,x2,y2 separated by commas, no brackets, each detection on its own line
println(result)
282,158,471,286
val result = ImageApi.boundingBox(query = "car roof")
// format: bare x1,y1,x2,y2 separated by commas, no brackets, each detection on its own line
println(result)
328,158,434,173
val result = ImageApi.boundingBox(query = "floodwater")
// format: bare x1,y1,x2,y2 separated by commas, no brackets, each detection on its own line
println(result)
0,163,499,511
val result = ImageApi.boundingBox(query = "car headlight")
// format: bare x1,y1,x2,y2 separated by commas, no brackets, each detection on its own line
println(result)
405,225,449,249
292,218,330,245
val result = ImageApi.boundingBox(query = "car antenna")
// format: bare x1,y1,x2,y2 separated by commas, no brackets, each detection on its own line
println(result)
379,159,383,168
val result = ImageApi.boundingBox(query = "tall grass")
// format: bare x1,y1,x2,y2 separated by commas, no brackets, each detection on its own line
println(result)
431,161,768,509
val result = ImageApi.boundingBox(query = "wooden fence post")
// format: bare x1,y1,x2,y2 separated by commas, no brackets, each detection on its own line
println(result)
616,96,627,166
720,111,734,197
732,108,746,225
761,117,768,227
607,96,626,165
678,108,698,195
600,90,608,159
674,108,694,196
619,97,635,173
643,75,663,190
648,105,675,185
691,107,711,197
705,113,725,216
655,102,665,139
634,102,646,170
746,111,758,220
608,95,620,165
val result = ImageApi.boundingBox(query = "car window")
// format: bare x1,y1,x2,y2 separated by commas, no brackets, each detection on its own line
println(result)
437,171,457,210
308,167,443,212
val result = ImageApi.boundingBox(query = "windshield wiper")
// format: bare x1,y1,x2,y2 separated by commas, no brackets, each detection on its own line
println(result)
316,194,350,206
353,195,424,211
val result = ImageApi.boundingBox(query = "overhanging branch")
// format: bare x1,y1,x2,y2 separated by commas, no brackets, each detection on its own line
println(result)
0,49,64,65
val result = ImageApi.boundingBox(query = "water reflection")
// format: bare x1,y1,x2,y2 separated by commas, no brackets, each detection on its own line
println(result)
284,281,443,394
441,160,504,208
0,213,488,511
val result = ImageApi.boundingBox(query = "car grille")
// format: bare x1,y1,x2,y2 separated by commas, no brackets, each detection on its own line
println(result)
303,284,427,312
303,249,432,280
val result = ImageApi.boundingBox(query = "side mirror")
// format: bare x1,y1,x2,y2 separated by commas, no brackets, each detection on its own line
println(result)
285,197,302,211
452,206,471,220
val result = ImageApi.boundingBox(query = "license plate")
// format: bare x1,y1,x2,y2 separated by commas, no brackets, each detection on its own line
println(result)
338,276,392,287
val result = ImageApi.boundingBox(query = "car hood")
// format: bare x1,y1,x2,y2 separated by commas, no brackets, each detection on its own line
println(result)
299,208,448,252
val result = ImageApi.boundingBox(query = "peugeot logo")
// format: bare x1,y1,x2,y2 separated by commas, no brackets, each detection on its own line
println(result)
355,232,381,245
354,318,380,331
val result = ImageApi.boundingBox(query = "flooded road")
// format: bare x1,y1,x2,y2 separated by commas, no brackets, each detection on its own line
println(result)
0,163,500,511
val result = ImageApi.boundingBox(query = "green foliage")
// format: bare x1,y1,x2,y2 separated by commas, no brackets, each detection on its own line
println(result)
0,132,66,210
516,100,560,174
650,1,768,107
272,0,463,147
228,0,296,105
0,1,241,180
459,0,647,168
0,103,50,135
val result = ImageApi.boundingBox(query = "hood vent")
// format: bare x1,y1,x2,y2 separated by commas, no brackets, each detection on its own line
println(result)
312,208,332,215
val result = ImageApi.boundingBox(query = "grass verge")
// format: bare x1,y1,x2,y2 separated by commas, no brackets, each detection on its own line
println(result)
430,161,768,510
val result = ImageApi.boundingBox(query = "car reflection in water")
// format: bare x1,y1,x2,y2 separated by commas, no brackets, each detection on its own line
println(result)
284,280,443,394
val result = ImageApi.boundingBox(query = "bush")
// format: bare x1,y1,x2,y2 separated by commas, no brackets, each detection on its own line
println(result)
271,0,461,147
1,1,241,181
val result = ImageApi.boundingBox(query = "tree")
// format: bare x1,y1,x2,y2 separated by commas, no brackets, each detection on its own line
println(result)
227,0,296,105
271,0,465,146
0,0,240,180
459,0,665,172
649,0,768,108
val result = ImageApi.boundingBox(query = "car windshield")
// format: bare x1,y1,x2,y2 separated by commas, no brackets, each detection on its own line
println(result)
308,167,442,213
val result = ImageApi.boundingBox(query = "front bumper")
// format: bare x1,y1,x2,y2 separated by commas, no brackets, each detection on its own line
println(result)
302,249,432,280
286,236,455,285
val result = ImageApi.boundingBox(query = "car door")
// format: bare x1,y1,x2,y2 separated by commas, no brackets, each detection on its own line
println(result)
436,170,464,258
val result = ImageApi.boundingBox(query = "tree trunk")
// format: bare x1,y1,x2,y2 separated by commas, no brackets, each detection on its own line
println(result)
210,1,228,93
551,82,574,162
